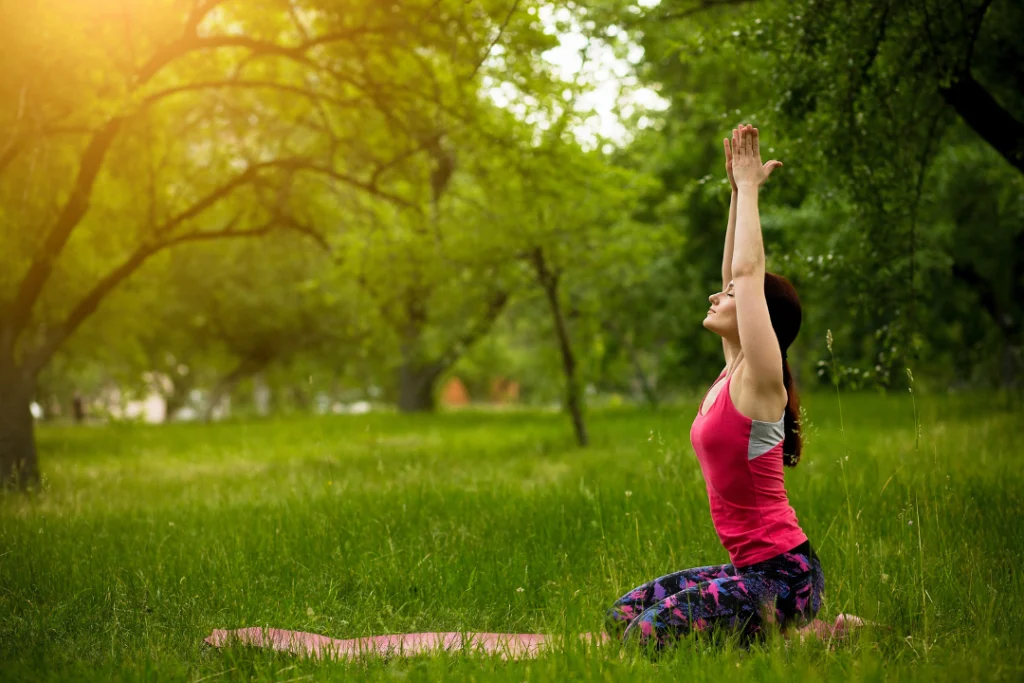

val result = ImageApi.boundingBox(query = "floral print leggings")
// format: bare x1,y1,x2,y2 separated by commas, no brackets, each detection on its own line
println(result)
605,541,825,650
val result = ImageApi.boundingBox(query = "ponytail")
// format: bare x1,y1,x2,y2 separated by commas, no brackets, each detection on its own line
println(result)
781,356,802,467
764,271,803,466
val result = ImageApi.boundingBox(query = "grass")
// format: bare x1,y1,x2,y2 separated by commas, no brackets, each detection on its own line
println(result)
1,388,1022,681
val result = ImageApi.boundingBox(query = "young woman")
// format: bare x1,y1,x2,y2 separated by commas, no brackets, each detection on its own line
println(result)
605,124,829,650
204,126,861,662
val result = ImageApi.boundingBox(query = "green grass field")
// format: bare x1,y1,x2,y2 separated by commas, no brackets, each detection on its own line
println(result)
2,389,1022,681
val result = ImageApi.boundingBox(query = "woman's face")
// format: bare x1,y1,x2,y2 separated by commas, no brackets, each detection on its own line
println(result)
703,281,738,340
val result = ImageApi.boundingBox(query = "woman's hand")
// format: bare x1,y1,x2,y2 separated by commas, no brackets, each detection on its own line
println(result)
723,130,738,192
727,124,783,190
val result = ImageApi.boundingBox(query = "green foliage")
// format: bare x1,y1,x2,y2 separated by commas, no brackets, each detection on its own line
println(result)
595,0,1024,394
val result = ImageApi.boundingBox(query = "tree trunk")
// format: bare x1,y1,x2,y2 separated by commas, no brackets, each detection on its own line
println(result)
72,393,86,423
604,319,659,408
203,357,270,422
532,249,588,447
624,335,659,409
1001,341,1020,390
397,358,442,412
162,373,196,423
553,321,588,447
0,351,40,490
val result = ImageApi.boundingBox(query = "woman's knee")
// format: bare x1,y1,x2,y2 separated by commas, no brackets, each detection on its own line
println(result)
622,605,680,652
603,604,636,640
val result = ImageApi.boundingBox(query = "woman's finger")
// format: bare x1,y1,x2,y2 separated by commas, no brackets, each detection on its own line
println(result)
752,127,759,158
723,137,731,162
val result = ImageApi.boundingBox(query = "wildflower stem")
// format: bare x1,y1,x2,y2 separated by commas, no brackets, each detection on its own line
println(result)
907,368,919,453
828,330,857,611
916,496,928,662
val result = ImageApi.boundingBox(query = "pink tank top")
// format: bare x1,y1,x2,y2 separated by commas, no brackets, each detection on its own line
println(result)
689,367,807,567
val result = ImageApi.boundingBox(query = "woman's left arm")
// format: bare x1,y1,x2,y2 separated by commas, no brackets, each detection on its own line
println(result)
730,125,785,393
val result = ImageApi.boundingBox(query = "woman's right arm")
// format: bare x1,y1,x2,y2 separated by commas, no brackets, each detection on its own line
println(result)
721,133,740,366
722,188,738,288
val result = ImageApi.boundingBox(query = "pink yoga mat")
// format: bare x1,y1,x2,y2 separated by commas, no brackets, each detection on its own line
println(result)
204,628,561,660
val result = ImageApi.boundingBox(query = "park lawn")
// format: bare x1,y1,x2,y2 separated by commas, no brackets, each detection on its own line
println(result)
1,389,1022,682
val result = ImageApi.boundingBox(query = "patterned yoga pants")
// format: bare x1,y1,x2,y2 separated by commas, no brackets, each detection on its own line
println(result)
605,541,824,651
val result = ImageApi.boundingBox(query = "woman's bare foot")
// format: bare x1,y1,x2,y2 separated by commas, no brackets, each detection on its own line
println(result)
791,614,871,643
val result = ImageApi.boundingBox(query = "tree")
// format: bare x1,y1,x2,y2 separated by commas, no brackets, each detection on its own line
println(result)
332,122,521,413
0,0,566,488
507,139,659,445
144,232,365,420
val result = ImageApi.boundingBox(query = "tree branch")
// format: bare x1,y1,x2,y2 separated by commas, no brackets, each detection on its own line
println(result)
436,289,510,372
0,140,24,178
906,106,948,338
369,135,444,188
939,70,1024,175
137,29,390,85
963,0,997,71
21,218,277,377
140,80,363,110
278,215,331,253
8,118,124,337
147,155,409,245
7,23,361,337
255,158,416,209
152,167,259,238
5,14,413,347
465,0,522,83
918,0,941,58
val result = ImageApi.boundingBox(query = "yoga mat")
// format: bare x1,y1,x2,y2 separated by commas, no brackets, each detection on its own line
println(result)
204,628,562,660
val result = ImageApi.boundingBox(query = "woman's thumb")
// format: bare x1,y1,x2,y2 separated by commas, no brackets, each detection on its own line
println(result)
764,160,783,175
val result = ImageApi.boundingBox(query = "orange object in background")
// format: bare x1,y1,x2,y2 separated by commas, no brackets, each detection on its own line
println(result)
440,377,470,406
490,377,520,404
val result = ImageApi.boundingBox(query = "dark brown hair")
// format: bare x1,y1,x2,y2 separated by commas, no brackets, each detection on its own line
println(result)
763,272,803,467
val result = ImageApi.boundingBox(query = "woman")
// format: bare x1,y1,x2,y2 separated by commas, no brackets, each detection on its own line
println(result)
204,126,860,662
605,124,827,650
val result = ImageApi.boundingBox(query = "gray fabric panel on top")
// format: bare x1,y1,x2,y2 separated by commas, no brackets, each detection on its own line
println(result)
748,415,785,460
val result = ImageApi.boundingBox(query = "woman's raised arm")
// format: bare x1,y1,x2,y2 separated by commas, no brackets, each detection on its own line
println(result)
719,132,741,366
730,125,785,394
